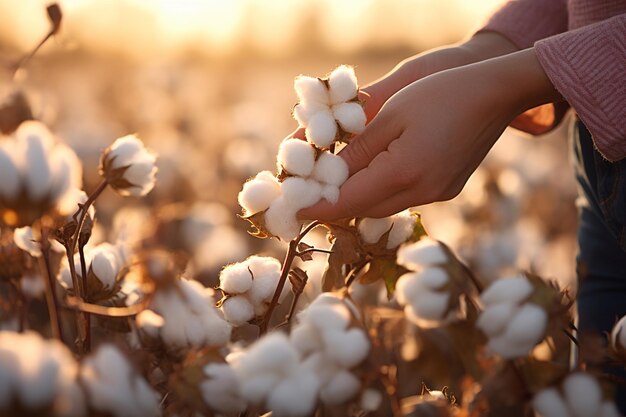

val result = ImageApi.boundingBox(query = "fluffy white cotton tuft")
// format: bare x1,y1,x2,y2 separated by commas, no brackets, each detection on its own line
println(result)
219,262,254,294
503,303,547,345
238,171,281,215
386,211,417,249
201,363,246,414
13,226,42,257
396,237,448,270
0,145,20,199
480,275,533,306
360,389,383,411
321,185,340,204
319,369,360,405
322,328,370,368
476,302,517,337
294,76,329,105
328,65,358,104
306,110,337,148
358,217,393,245
312,152,349,186
281,177,323,210
221,295,255,326
102,134,157,197
136,310,164,339
532,388,570,417
266,372,321,417
293,102,327,126
264,197,301,241
410,291,450,321
333,102,366,134
563,373,602,417
277,139,316,177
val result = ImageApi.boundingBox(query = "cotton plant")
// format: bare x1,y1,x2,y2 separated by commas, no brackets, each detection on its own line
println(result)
0,331,86,417
0,120,82,226
136,276,232,350
218,255,290,326
58,242,127,302
80,344,161,417
99,134,157,197
532,372,619,417
477,274,562,359
358,209,421,250
238,140,349,241
292,65,366,148
394,237,470,327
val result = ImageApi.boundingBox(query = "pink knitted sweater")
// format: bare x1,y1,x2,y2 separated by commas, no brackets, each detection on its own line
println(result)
482,0,626,161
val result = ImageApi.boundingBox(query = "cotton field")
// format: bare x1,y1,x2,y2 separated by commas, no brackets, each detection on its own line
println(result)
0,3,621,417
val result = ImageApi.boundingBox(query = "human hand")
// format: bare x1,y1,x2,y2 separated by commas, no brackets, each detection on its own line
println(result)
298,48,560,220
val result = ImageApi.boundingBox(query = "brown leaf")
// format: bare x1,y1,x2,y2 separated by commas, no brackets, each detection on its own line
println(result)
47,3,62,35
296,242,314,262
239,210,274,239
321,226,360,292
288,267,308,294
0,91,33,135
358,257,407,298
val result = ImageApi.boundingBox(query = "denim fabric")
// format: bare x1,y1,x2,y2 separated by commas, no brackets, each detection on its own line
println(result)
573,119,626,411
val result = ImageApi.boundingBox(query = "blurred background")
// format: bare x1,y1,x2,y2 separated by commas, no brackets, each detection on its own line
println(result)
0,0,578,293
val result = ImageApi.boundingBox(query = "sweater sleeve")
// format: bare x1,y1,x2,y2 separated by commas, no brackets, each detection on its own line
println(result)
479,0,570,136
535,14,626,161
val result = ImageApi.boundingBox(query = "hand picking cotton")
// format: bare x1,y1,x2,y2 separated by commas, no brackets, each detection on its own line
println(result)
237,66,365,241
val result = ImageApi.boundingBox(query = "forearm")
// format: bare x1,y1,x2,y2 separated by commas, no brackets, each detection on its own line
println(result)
363,32,519,115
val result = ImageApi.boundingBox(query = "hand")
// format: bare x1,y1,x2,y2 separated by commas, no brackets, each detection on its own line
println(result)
299,48,560,220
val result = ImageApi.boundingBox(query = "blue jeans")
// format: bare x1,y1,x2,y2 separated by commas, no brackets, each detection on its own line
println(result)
573,119,626,411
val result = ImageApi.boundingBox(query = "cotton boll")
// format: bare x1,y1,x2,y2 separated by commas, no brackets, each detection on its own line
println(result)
201,363,245,414
323,328,370,368
89,244,121,289
320,369,360,405
248,273,279,305
277,139,316,177
290,322,323,355
476,303,517,337
294,76,329,105
22,129,53,201
0,146,20,199
281,177,323,210
480,275,533,306
305,303,351,332
563,373,602,417
385,211,417,249
293,102,327,126
239,374,281,404
238,171,281,215
235,332,299,377
532,388,570,417
321,185,340,204
358,217,393,245
333,102,366,134
219,262,253,294
328,65,358,104
418,267,449,291
503,303,547,345
221,296,255,326
487,334,535,359
395,273,421,306
246,256,282,280
360,389,383,412
410,290,450,321
13,226,41,257
107,135,144,169
136,310,164,338
306,111,337,148
311,152,349,186
396,238,448,270
266,372,320,417
265,197,300,241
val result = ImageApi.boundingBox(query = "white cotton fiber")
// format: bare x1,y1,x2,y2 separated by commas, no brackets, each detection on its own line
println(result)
235,332,299,377
418,267,449,291
306,110,338,148
411,290,450,321
360,389,383,411
394,273,421,306
532,388,570,417
322,328,370,368
0,146,20,199
600,402,621,417
503,303,547,345
385,212,417,249
396,238,448,270
281,177,323,210
480,275,533,306
136,310,164,338
221,295,255,326
239,374,280,405
294,75,329,105
290,322,323,355
201,363,245,413
487,334,534,359
358,217,393,245
238,171,282,215
293,102,327,126
311,152,349,186
333,102,366,134
266,372,321,417
248,273,279,305
89,244,121,289
563,373,602,417
476,303,517,337
321,185,340,204
611,315,626,350
220,262,254,294
305,304,351,332
328,65,358,105
277,139,316,177
13,227,41,257
264,197,300,241
320,369,360,405
246,255,282,278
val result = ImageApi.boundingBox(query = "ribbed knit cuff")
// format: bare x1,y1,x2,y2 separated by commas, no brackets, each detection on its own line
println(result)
535,15,626,161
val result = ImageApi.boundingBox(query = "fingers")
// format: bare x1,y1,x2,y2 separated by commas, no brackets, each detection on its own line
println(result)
337,110,404,175
298,149,404,221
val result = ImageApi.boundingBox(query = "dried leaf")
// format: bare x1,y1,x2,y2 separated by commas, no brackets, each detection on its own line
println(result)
239,211,273,239
321,225,360,292
0,91,33,135
296,242,314,262
46,3,62,35
288,267,308,294
409,212,428,242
